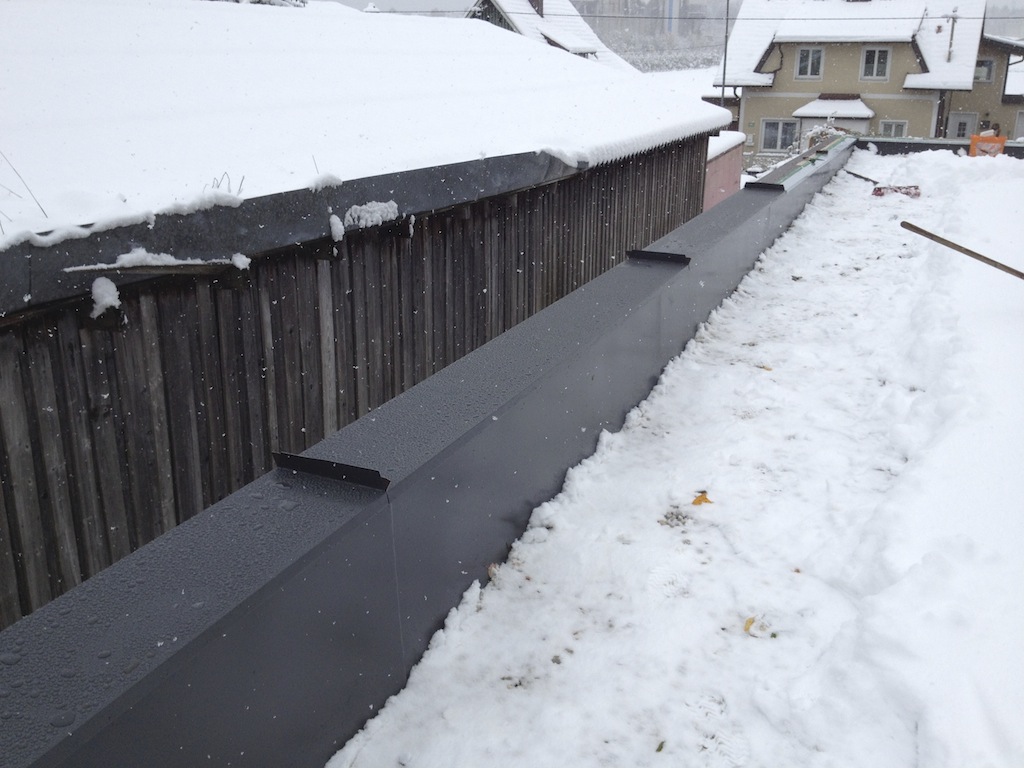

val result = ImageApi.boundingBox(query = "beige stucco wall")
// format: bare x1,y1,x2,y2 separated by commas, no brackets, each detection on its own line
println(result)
740,41,943,156
767,42,923,96
740,90,938,154
739,39,1024,155
947,41,1022,137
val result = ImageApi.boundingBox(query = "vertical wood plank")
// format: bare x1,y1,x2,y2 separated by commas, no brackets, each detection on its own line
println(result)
25,325,83,594
335,243,359,425
237,274,270,475
295,257,323,448
109,300,157,551
213,282,247,492
79,329,132,561
195,281,231,504
411,222,431,384
160,290,205,523
139,294,177,537
317,259,339,435
349,238,371,417
55,312,110,578
0,477,23,627
396,231,416,392
276,262,305,450
0,332,52,611
258,261,281,453
363,240,386,410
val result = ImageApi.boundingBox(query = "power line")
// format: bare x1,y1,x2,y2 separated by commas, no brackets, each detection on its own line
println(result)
395,9,1024,22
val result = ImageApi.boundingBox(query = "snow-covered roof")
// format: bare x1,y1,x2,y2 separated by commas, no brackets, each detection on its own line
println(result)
904,0,987,90
984,35,1024,97
773,0,925,43
984,33,1024,49
1008,64,1024,97
472,0,632,69
714,0,779,87
793,98,875,119
0,0,728,251
718,0,989,91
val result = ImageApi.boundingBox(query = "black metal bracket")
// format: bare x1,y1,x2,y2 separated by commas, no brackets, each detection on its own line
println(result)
272,452,391,491
626,250,692,265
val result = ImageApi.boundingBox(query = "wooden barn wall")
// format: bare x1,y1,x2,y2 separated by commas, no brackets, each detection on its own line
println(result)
0,139,707,629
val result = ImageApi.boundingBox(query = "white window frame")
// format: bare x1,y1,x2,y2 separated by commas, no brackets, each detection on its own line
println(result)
861,47,891,81
795,47,823,79
761,118,799,152
975,59,995,83
879,120,908,138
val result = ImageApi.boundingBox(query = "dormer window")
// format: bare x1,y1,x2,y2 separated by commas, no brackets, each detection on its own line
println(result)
796,47,823,79
862,47,890,80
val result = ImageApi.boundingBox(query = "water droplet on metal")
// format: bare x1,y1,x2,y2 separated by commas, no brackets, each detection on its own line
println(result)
50,711,76,728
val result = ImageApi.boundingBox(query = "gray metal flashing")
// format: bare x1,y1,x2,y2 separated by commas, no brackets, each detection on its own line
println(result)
0,143,853,768
645,136,855,264
0,151,578,319
745,136,854,191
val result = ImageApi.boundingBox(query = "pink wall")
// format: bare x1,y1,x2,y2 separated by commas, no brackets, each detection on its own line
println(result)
703,143,744,211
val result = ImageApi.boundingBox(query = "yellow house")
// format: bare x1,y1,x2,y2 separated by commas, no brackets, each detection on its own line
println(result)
717,0,1024,161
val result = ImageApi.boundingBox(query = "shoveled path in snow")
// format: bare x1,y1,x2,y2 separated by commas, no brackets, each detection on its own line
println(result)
327,150,1024,768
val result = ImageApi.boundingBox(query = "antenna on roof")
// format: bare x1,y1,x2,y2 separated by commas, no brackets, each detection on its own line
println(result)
947,8,958,62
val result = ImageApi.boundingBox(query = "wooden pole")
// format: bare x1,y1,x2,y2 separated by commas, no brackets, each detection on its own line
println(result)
720,0,729,108
900,220,1024,282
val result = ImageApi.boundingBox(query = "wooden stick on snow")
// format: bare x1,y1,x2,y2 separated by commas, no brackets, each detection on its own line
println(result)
900,221,1024,282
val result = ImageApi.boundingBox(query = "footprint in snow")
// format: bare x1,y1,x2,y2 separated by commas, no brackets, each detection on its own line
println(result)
688,693,751,767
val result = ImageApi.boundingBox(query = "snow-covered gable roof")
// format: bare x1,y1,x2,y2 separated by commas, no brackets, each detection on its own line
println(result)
773,0,925,44
718,0,989,90
793,97,875,119
715,0,780,86
0,0,728,251
473,0,633,70
904,0,987,90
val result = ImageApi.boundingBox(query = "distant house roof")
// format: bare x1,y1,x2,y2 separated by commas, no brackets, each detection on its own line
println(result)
983,33,1024,54
983,34,1024,98
718,0,988,91
468,0,633,70
904,0,987,90
793,98,875,119
773,1,924,43
0,0,727,251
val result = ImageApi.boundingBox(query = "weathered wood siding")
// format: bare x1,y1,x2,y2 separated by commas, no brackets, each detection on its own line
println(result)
0,139,707,629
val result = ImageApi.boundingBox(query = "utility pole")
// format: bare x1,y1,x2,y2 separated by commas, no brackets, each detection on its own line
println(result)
720,0,730,107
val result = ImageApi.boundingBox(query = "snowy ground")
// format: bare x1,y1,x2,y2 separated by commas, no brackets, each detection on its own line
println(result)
327,149,1024,768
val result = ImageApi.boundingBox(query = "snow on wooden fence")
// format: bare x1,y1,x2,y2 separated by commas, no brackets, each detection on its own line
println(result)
0,138,709,630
